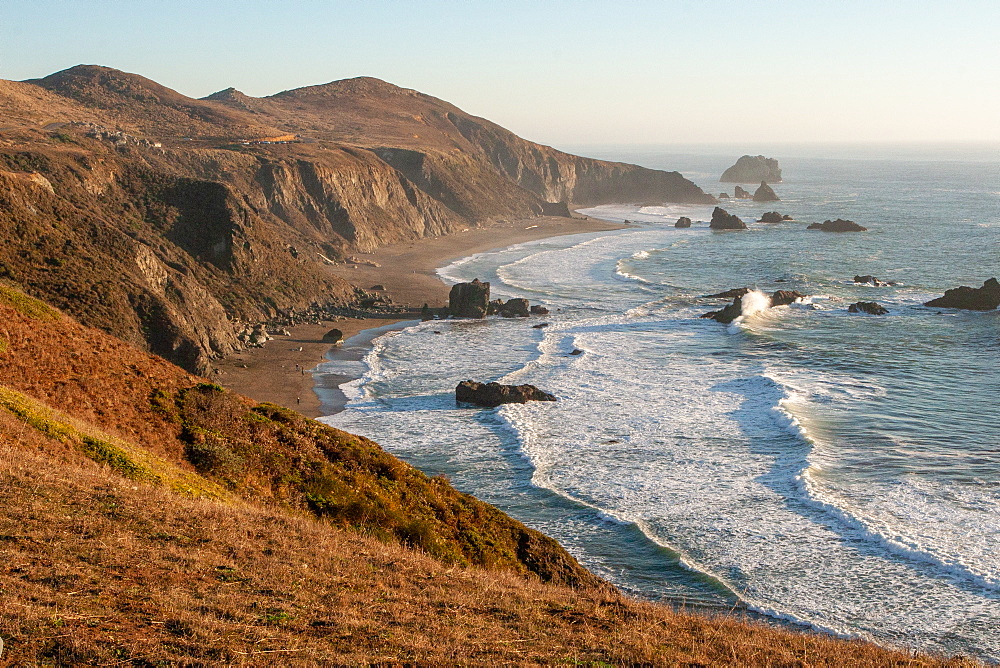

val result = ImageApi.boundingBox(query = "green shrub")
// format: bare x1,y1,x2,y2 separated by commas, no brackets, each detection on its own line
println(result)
0,285,60,322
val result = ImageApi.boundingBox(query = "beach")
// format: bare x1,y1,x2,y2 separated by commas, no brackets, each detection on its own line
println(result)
215,214,624,416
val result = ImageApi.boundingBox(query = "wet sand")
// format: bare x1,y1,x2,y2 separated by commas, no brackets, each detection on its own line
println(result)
215,214,624,417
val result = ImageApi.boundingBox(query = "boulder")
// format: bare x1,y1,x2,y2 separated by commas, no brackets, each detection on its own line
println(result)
709,207,747,230
370,284,386,290
499,298,531,318
675,216,692,228
701,296,745,323
807,219,867,232
758,211,785,223
752,182,780,202
704,287,751,299
449,279,491,318
456,380,557,407
853,275,896,287
721,155,782,183
734,185,752,199
848,301,889,315
530,304,549,315
924,278,1000,310
769,290,805,307
322,328,344,344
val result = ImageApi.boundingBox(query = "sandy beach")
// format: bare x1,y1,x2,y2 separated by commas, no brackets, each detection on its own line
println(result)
215,214,624,416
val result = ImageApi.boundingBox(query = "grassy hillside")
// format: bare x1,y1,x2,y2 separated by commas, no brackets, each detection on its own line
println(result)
0,289,977,665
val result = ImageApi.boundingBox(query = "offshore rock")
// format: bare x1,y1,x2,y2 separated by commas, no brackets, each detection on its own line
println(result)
808,219,867,232
848,301,889,315
709,207,747,230
705,287,751,299
499,298,531,318
675,216,692,228
753,182,780,202
769,290,805,307
530,304,549,315
449,279,490,318
758,211,786,223
734,185,752,199
701,296,745,323
719,192,730,199
924,278,1000,310
721,155,782,183
456,380,557,407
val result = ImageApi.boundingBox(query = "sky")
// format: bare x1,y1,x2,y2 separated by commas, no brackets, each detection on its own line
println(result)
2,0,999,148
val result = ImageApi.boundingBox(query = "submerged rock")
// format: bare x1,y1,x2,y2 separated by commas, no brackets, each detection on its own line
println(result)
709,206,747,230
721,155,782,183
449,279,491,318
848,301,889,315
675,216,692,228
807,219,867,232
456,380,557,407
924,278,1000,310
752,182,780,202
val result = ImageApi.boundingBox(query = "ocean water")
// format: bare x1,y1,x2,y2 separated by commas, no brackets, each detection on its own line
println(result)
319,145,1000,660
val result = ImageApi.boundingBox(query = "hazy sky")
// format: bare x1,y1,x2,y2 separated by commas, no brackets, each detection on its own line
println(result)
2,0,999,147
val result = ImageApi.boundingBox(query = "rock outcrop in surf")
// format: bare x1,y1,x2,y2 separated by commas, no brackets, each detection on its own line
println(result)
721,155,782,183
758,212,792,223
701,289,805,323
449,279,491,318
709,207,747,230
924,278,1000,310
854,275,896,286
753,182,780,202
456,380,557,407
848,302,889,315
734,185,753,199
675,216,692,228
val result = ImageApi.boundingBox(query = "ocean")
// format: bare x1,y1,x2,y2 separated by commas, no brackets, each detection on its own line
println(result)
319,144,1000,661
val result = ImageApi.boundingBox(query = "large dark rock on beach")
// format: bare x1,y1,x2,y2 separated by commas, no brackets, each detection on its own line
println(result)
808,219,867,232
675,216,692,228
721,155,782,183
924,278,1000,310
449,279,491,318
848,302,889,315
322,328,344,344
456,380,557,407
753,182,780,202
709,207,747,230
539,201,572,217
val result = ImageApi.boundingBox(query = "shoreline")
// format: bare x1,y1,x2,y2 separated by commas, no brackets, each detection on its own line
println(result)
215,214,625,416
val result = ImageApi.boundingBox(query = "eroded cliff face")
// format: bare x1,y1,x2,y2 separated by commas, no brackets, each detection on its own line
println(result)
1,66,716,372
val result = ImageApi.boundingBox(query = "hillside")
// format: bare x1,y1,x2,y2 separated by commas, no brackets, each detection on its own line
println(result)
1,65,714,373
0,285,971,665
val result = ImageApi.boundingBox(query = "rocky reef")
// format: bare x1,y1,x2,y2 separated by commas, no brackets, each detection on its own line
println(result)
848,302,889,315
721,155,782,183
924,278,1000,310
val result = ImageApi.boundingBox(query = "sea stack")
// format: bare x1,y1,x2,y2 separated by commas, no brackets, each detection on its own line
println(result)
709,207,747,230
449,279,491,318
721,155,782,183
753,182,780,202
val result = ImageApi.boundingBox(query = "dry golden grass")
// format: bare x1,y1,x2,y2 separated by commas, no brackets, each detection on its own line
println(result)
0,431,975,667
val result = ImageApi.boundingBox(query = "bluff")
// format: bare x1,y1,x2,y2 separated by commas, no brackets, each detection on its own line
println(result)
0,65,715,372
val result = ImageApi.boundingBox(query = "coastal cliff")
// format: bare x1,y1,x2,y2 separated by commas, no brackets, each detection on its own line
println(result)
0,66,714,373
